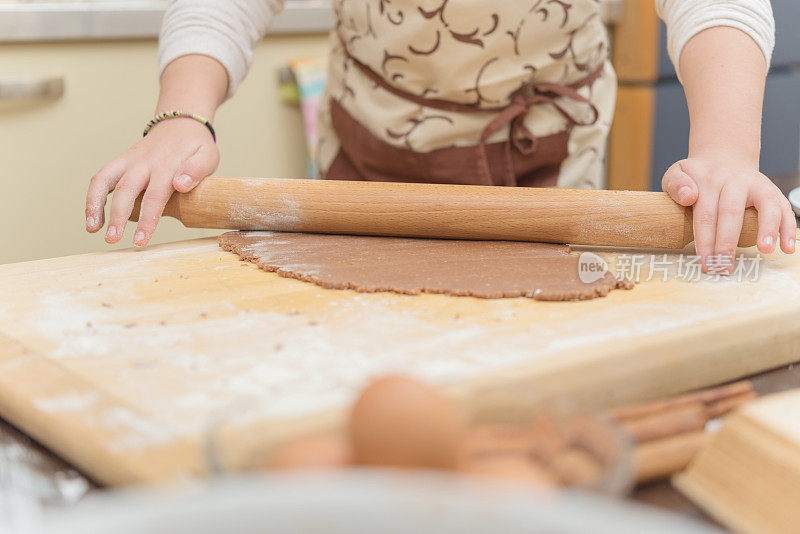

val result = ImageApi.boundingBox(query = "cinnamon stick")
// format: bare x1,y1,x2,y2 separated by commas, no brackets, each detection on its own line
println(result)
634,431,707,484
618,403,708,443
695,381,754,404
705,389,758,419
608,380,754,422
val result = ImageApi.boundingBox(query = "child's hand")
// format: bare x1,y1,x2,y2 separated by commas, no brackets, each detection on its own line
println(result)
85,118,219,247
662,157,796,270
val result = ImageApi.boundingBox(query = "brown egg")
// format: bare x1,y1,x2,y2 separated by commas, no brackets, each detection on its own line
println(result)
465,454,556,488
563,413,620,466
349,375,464,470
269,432,351,470
528,413,569,463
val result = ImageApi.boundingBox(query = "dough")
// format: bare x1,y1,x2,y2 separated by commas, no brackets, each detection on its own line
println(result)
218,231,632,301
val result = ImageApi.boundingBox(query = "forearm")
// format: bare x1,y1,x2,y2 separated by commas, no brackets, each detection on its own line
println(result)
679,26,766,167
661,25,794,262
155,54,229,120
159,0,283,98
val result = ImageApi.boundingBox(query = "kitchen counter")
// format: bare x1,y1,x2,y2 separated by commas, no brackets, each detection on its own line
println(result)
0,0,624,43
0,1,335,42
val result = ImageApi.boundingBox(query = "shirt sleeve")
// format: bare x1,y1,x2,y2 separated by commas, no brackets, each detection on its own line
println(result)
656,0,775,81
159,0,285,98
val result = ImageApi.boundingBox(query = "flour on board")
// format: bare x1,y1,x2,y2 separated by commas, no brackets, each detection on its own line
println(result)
2,242,800,453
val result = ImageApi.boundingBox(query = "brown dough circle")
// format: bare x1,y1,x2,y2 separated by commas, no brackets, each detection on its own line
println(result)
218,231,632,301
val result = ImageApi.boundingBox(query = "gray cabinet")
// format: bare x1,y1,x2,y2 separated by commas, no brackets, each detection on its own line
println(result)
651,69,800,189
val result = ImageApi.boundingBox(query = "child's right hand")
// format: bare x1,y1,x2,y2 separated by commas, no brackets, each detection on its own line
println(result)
85,117,219,247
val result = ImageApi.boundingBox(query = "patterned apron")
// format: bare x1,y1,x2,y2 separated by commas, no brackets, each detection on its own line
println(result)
316,0,616,189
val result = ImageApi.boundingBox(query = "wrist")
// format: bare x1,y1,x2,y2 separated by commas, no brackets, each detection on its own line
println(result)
144,113,216,143
154,103,216,122
688,143,759,169
156,55,228,119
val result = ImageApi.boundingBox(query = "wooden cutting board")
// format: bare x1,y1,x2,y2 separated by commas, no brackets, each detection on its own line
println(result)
1,234,799,486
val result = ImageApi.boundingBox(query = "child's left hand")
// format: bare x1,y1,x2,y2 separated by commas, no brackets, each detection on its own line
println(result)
661,156,796,270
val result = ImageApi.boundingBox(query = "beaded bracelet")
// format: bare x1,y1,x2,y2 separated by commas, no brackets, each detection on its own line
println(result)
143,111,217,142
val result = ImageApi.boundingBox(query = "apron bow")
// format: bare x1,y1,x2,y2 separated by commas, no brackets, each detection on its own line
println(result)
476,82,600,187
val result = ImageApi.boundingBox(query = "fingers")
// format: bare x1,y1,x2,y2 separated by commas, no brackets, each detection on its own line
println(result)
692,189,720,267
88,118,220,247
86,160,125,233
173,145,219,193
752,188,782,254
662,162,699,206
713,185,748,267
133,171,175,247
779,197,797,254
105,168,149,244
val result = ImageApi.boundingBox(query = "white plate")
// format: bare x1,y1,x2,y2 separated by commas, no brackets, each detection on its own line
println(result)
40,470,723,534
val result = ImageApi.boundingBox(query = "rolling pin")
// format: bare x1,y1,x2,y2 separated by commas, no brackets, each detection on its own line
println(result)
131,176,758,249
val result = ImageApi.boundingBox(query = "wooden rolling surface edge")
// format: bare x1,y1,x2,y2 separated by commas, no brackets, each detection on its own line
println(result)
444,301,800,423
0,333,205,486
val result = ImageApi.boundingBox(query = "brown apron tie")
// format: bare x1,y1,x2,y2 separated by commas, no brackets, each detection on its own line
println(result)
477,81,600,186
338,34,603,186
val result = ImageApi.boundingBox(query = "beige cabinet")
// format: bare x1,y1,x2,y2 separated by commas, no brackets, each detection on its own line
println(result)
0,34,329,263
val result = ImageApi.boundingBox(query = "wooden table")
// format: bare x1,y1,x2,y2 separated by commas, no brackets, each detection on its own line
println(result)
2,173,800,522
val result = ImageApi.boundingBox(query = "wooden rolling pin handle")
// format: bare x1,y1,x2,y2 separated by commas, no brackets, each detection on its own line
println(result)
130,177,758,249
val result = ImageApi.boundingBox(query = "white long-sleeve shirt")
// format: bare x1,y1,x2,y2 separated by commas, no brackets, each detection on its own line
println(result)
655,0,774,81
159,0,775,98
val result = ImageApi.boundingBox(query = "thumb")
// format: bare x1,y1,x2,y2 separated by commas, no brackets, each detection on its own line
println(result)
173,145,220,193
661,161,698,207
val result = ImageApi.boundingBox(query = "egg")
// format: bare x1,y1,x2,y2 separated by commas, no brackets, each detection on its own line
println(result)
269,432,351,470
550,448,604,488
465,454,556,488
528,413,569,462
349,375,464,470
